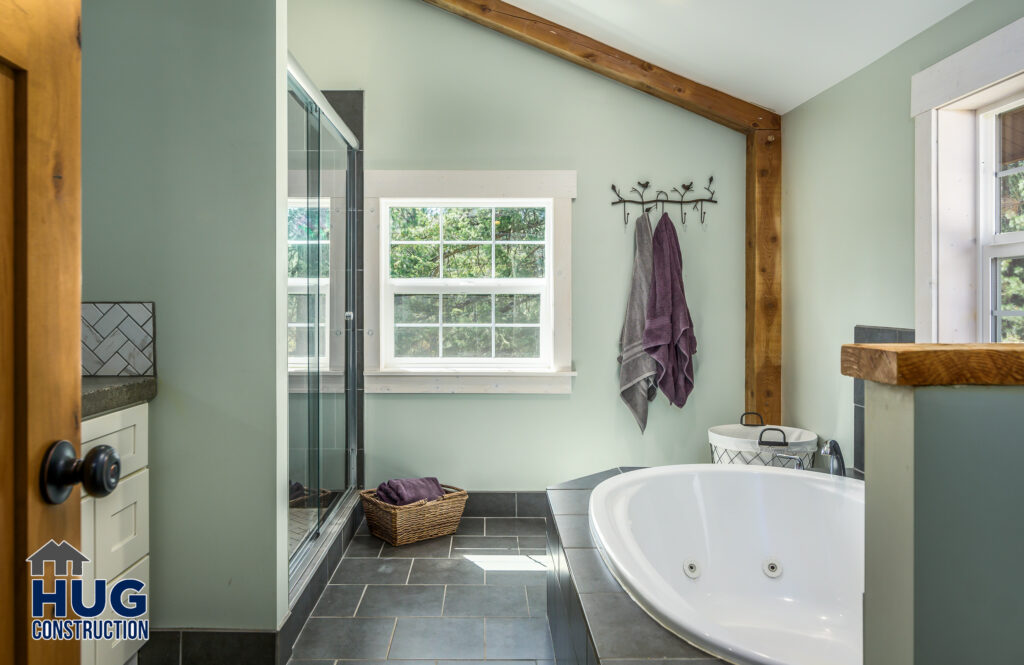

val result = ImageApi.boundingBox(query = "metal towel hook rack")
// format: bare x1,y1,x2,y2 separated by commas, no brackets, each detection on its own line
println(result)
612,175,718,226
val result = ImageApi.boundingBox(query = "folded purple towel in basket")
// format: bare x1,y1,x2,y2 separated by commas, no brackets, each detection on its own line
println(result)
376,477,445,506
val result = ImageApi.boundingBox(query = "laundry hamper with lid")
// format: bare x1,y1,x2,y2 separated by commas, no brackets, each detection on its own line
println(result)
708,412,818,469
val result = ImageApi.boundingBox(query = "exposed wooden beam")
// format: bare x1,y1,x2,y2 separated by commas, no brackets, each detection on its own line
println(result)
420,0,784,424
746,129,782,424
419,0,780,133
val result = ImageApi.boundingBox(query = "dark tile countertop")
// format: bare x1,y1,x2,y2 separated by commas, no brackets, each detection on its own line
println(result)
546,467,722,665
82,376,157,419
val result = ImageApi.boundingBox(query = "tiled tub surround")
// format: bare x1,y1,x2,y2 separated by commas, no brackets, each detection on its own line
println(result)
546,469,721,665
852,325,914,474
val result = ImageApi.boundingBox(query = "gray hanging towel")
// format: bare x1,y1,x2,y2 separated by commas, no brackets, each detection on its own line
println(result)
643,212,697,408
618,213,659,432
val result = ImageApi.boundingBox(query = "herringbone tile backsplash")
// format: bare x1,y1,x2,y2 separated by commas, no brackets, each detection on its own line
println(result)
82,302,156,376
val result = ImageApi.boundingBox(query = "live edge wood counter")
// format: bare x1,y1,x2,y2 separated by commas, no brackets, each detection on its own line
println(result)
841,343,1024,386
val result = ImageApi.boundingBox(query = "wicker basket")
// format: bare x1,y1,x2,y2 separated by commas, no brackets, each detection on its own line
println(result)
360,485,468,546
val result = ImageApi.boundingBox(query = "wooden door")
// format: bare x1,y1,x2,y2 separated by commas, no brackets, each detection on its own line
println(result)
0,1,83,664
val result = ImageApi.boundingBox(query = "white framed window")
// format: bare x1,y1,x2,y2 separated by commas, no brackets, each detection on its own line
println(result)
364,171,576,393
979,97,1024,342
912,16,1024,343
287,197,331,371
380,199,554,369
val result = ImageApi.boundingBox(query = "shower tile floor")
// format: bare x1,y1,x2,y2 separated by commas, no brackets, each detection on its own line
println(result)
288,517,554,664
289,508,319,558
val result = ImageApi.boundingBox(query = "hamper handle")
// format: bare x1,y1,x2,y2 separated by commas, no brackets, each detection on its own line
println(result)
740,411,765,426
757,427,788,447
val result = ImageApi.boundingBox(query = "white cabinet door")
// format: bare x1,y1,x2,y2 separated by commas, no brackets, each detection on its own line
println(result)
94,469,150,581
81,404,148,483
94,556,150,665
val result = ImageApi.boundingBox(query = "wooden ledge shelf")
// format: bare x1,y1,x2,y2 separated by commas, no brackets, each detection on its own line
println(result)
841,343,1024,386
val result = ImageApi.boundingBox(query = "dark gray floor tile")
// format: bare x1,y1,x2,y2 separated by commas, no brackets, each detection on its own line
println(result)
330,558,411,585
486,518,546,536
181,630,274,665
463,492,516,517
380,535,452,558
443,584,529,617
601,660,722,665
456,517,485,535
344,535,383,558
580,592,705,658
527,584,546,617
519,536,546,549
553,514,595,548
521,549,548,557
487,571,547,586
453,535,519,552
485,617,555,659
355,519,369,535
356,584,444,617
389,617,485,659
408,558,485,584
285,659,335,665
566,548,621,593
547,489,591,515
548,469,620,490
312,584,365,617
137,630,179,665
437,661,531,665
291,617,395,659
516,491,547,517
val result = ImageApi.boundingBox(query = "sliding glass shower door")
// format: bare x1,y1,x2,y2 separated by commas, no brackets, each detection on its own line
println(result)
287,63,360,562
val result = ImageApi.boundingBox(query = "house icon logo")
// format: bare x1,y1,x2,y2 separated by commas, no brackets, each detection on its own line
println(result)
25,539,90,577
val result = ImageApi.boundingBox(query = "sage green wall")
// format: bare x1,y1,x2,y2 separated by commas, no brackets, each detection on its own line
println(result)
782,0,1024,448
290,0,748,490
81,0,289,630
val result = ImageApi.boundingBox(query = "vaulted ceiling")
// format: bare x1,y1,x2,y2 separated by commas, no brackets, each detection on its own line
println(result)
504,0,974,113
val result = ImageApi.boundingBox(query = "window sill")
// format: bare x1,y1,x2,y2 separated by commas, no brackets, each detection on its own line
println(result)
288,370,346,394
365,368,575,394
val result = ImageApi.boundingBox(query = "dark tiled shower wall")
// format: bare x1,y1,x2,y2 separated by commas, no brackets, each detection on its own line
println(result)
853,325,915,475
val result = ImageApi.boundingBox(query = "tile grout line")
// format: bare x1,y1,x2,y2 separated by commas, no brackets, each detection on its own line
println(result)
351,584,368,617
384,616,398,660
405,558,414,584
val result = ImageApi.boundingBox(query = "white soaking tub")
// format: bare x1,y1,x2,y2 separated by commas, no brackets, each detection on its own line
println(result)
589,464,864,665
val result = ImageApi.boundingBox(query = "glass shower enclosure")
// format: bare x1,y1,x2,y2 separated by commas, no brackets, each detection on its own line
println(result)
286,56,360,564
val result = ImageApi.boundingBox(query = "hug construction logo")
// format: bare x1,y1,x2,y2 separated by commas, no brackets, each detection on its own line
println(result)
25,539,149,642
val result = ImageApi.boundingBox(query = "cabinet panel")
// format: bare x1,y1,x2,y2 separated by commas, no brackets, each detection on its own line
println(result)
95,556,150,665
94,470,149,581
82,403,148,483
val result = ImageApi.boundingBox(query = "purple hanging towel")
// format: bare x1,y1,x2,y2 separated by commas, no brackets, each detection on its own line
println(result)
642,212,697,407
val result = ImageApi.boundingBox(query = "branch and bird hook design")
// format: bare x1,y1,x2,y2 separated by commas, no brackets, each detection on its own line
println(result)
610,176,717,226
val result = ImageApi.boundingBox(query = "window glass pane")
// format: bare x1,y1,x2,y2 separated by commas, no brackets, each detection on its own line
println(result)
442,326,491,357
495,207,545,241
998,256,1024,311
443,244,491,278
319,243,330,279
1000,173,1024,233
495,326,540,358
999,316,1024,342
287,294,312,323
395,327,439,357
391,207,440,241
287,327,307,357
496,245,545,278
395,295,439,323
391,244,440,278
443,294,491,324
1000,106,1024,171
444,207,492,241
288,206,310,241
495,294,540,324
288,244,308,278
318,208,330,240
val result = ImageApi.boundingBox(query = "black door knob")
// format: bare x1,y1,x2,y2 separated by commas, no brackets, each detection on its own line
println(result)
40,440,121,504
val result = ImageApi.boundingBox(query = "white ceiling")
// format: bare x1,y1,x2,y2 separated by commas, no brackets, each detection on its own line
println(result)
505,0,973,114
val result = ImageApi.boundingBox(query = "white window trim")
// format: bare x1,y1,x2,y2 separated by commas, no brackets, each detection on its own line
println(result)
365,171,577,394
912,16,1024,343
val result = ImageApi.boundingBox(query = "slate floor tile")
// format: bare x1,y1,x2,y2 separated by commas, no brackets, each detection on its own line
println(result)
356,584,444,617
408,558,485,585
486,570,548,587
547,489,592,515
580,592,705,659
380,535,452,558
566,548,621,593
485,617,555,659
453,535,519,551
442,584,529,617
527,585,546,616
330,558,411,585
456,517,485,535
311,585,364,617
344,535,383,558
486,518,546,536
291,617,395,660
388,617,485,659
